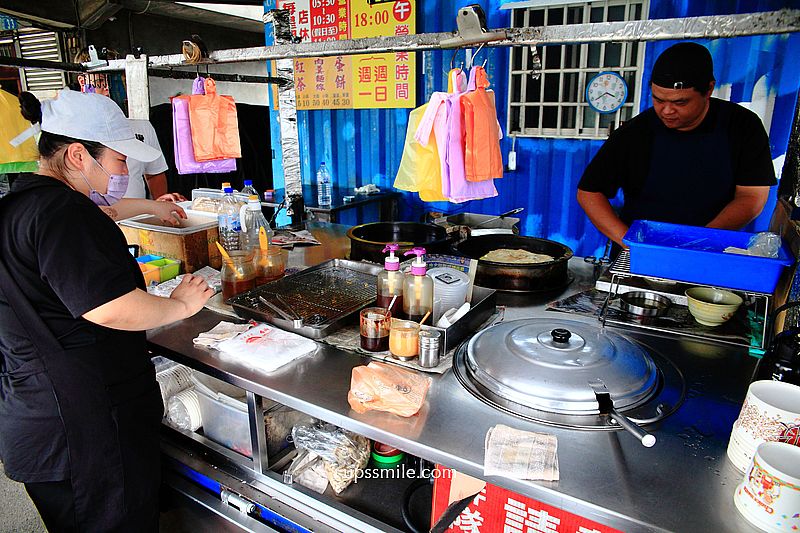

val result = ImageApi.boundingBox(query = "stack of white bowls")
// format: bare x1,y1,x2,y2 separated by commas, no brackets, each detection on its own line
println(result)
727,380,800,472
427,267,470,325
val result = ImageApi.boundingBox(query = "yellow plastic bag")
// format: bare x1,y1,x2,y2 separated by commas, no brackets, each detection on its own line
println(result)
188,78,242,161
0,89,39,165
394,104,447,202
347,362,431,417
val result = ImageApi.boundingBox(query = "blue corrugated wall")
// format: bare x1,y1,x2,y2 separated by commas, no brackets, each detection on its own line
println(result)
265,0,800,257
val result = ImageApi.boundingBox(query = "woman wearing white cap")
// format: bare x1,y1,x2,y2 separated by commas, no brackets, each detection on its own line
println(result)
0,89,214,531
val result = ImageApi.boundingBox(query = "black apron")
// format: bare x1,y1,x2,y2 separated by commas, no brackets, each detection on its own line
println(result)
0,208,162,532
622,105,735,227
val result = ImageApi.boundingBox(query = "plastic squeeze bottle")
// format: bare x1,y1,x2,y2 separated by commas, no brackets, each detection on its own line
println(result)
402,247,433,323
239,195,273,251
217,186,241,251
377,243,404,317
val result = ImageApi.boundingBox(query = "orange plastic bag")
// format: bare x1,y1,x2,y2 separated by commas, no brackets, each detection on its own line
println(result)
347,362,431,417
461,67,503,182
188,78,242,161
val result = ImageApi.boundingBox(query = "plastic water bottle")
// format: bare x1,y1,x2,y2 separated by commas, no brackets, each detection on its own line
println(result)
241,179,258,198
217,186,242,251
240,195,273,251
316,162,332,206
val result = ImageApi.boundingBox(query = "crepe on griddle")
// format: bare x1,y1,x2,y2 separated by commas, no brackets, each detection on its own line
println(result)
480,248,554,263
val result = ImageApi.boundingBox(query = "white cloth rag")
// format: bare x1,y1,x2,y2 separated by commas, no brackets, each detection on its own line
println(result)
216,322,318,372
484,424,559,481
192,321,252,348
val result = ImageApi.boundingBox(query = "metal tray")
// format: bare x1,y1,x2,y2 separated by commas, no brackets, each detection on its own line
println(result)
228,259,382,339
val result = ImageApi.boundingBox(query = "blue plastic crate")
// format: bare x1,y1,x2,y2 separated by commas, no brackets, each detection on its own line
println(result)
621,221,793,294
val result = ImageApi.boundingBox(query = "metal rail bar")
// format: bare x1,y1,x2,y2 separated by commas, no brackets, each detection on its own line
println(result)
124,9,800,68
0,55,86,72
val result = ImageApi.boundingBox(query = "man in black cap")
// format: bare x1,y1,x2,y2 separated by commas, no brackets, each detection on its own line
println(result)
577,42,776,247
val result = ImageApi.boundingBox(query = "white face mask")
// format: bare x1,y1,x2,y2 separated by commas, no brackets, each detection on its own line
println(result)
79,156,129,206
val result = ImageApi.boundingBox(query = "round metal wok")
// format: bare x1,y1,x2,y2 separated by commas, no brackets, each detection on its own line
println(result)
453,234,573,292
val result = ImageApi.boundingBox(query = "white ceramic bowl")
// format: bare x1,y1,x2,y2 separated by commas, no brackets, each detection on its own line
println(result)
734,441,800,532
685,287,743,326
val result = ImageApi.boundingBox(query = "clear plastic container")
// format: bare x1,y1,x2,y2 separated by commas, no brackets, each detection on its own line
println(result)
239,196,273,252
217,187,242,251
241,179,258,198
192,374,253,457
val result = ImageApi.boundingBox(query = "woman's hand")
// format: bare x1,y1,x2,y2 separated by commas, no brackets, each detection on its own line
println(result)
157,192,188,202
99,205,119,220
170,274,215,317
150,200,187,226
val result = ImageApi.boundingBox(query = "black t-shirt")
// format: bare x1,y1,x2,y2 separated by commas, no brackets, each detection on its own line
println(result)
0,174,150,481
578,98,776,226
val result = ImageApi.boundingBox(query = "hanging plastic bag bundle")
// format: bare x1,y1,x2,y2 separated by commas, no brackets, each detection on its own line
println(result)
393,103,447,202
461,66,504,182
188,77,242,161
172,77,237,174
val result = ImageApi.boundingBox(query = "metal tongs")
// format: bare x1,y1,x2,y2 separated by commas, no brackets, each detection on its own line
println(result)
590,381,656,448
474,207,525,227
258,294,303,328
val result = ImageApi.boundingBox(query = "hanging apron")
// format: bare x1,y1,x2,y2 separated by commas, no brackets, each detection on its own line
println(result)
621,106,735,227
0,206,162,532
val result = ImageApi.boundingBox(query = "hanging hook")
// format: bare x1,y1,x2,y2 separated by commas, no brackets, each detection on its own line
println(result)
449,48,465,73
195,64,200,76
469,43,486,70
205,64,210,77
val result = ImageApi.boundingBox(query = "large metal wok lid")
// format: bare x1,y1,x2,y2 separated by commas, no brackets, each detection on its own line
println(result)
464,318,658,414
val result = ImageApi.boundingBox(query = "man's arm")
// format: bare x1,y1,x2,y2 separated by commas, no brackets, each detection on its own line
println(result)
145,172,168,199
577,189,629,247
706,185,771,230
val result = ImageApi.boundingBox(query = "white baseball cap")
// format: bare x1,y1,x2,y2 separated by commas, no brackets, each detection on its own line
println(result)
40,89,161,162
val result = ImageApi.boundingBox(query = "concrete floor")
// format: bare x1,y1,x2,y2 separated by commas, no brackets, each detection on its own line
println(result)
0,465,45,533
0,463,242,532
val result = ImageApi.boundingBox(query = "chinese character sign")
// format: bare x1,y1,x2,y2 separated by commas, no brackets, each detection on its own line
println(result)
277,0,416,110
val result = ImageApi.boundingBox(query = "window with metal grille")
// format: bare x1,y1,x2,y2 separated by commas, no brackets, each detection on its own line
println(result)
508,1,648,139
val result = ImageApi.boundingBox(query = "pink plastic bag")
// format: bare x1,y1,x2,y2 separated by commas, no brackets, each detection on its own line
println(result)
172,77,237,175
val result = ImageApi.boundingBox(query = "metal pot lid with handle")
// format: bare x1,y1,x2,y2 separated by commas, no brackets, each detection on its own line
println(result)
465,318,659,414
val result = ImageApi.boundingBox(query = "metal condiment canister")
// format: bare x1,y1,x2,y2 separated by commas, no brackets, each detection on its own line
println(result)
418,329,442,368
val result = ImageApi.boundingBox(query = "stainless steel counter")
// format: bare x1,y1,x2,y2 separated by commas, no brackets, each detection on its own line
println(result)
149,223,761,533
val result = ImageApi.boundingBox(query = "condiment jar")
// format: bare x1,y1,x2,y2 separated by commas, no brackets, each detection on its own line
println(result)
418,329,442,368
221,249,256,301
389,319,420,360
256,247,288,286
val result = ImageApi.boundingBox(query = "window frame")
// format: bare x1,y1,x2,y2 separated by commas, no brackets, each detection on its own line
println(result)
507,0,649,139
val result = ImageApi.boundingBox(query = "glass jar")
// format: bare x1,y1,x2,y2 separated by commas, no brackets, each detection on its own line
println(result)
221,249,256,301
256,247,288,286
389,319,419,360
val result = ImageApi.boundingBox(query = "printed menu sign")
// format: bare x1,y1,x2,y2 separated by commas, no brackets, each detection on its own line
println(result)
277,0,416,109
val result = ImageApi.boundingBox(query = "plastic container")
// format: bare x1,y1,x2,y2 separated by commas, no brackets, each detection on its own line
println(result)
241,179,258,198
377,244,404,317
316,162,332,206
239,196,273,252
192,374,253,457
622,220,793,293
120,214,221,272
217,186,242,251
402,247,433,323
146,258,181,282
138,262,160,286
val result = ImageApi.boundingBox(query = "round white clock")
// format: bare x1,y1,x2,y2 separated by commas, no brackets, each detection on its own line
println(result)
585,72,628,114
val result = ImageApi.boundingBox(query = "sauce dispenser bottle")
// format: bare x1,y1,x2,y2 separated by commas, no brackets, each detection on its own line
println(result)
377,243,404,317
402,247,433,322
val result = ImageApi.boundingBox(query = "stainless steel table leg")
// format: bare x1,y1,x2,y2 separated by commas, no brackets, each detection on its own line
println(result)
247,391,270,474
